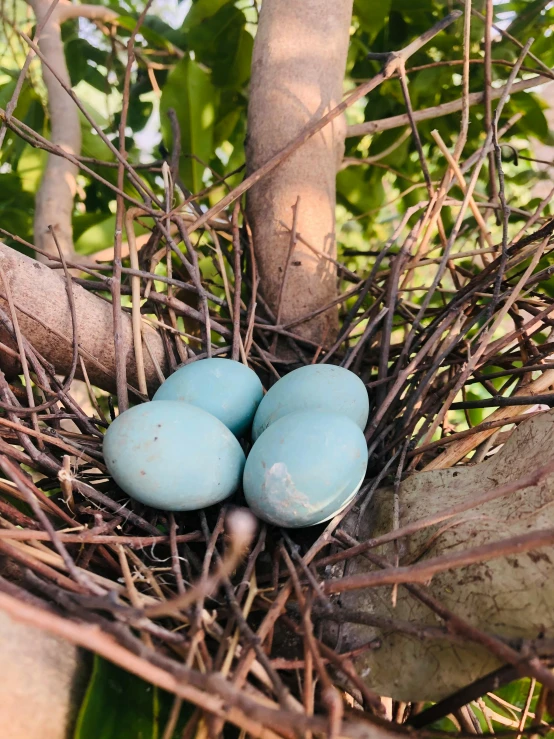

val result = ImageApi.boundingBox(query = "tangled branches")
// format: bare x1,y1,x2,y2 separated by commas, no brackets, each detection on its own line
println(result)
1,1,554,737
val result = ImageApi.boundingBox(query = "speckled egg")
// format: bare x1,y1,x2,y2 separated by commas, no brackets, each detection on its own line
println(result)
103,400,245,511
243,411,368,528
252,364,369,441
153,358,263,438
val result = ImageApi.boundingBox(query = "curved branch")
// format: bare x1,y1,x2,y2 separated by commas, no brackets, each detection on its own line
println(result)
26,0,117,258
346,73,553,138
0,243,167,394
54,2,117,23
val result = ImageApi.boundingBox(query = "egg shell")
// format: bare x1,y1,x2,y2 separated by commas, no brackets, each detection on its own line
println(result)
153,358,263,438
243,411,368,528
252,364,369,441
103,400,245,511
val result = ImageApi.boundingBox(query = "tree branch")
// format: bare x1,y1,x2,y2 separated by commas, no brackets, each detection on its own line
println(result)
323,528,554,597
54,2,117,23
0,243,167,394
25,0,117,257
245,0,353,345
0,588,397,739
346,73,553,138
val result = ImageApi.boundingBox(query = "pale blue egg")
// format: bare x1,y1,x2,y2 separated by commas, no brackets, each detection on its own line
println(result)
243,411,368,528
252,364,369,441
153,358,263,438
103,401,245,511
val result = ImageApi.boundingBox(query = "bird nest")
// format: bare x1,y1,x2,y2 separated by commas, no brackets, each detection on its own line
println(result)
1,176,554,736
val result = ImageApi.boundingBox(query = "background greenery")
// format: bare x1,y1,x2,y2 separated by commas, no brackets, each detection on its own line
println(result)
2,0,553,258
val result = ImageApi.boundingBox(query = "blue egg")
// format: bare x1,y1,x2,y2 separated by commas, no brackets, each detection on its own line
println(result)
153,358,263,438
243,411,368,528
103,401,245,511
252,364,369,441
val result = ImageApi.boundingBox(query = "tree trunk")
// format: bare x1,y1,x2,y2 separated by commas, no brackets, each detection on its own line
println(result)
246,0,353,347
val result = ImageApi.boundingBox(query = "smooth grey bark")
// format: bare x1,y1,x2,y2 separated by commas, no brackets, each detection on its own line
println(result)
246,0,353,346
0,243,167,393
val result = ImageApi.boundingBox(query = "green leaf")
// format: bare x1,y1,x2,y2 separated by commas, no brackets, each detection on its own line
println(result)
116,15,178,53
72,213,113,243
226,27,253,89
74,215,150,255
0,79,18,109
80,118,116,163
508,92,549,142
391,0,434,12
0,79,38,131
74,656,159,739
187,6,253,89
65,38,110,89
74,655,192,739
368,129,410,168
0,172,34,245
139,16,187,50
410,66,448,108
337,166,385,217
16,144,47,194
181,0,233,31
354,0,392,38
127,94,154,133
494,677,536,709
506,0,550,36
160,57,217,192
74,214,117,255
213,90,245,147
0,90,43,170
0,65,23,80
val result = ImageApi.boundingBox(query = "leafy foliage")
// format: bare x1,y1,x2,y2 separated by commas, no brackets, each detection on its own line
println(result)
1,0,552,257
341,0,554,247
0,0,258,252
160,57,217,192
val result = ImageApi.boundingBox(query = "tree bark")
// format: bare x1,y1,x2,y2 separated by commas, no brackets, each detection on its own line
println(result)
0,243,167,393
27,0,81,259
327,409,554,701
27,0,117,259
246,0,353,346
